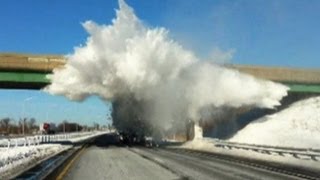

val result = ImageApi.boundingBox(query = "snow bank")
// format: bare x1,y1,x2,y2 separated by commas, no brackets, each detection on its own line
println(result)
229,96,320,148
0,144,71,178
68,131,111,143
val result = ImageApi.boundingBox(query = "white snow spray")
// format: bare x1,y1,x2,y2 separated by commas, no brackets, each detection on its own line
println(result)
45,0,288,136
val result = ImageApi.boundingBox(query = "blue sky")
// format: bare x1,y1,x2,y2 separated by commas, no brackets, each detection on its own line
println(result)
0,0,319,125
0,90,111,125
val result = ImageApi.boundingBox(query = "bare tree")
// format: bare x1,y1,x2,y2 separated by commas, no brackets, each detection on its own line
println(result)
0,117,11,134
27,118,36,133
19,118,28,134
93,122,100,130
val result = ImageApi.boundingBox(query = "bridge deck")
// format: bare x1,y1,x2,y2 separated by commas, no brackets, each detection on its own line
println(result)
0,53,319,92
231,65,320,84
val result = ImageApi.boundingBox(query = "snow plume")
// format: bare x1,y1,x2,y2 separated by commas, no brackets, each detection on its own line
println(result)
45,0,288,134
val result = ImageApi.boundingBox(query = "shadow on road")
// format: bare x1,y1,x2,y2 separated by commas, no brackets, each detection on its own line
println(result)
90,133,121,148
90,133,185,148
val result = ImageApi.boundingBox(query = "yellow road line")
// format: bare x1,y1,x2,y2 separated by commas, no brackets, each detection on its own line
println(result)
56,145,88,180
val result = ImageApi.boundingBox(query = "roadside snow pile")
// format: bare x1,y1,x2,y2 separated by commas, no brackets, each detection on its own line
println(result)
181,137,218,149
0,144,70,179
229,96,320,148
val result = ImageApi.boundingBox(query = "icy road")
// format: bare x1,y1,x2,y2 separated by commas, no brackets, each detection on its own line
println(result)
61,134,303,180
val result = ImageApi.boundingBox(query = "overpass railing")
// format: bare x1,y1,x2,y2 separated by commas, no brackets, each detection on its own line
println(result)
0,130,110,148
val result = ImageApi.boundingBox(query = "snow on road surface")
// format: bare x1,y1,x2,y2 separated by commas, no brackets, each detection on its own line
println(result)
229,96,320,148
64,146,178,180
0,144,71,179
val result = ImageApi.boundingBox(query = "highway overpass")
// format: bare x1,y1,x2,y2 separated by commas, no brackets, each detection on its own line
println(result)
1,53,320,180
0,53,320,93
0,53,64,89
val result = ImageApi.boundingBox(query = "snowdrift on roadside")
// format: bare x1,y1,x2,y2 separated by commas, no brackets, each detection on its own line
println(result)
229,96,320,148
0,144,70,178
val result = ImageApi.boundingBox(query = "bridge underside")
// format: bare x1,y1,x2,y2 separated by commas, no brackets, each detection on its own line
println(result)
284,83,320,93
0,71,320,93
0,82,47,90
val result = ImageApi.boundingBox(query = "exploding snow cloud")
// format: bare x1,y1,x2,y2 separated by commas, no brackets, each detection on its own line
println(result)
45,0,288,133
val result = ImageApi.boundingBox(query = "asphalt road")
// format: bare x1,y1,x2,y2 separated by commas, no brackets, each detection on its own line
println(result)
133,148,302,180
63,134,178,180
63,134,302,180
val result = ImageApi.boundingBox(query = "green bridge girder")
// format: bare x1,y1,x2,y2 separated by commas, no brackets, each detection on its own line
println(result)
0,71,320,93
0,71,49,89
0,71,49,83
285,83,320,93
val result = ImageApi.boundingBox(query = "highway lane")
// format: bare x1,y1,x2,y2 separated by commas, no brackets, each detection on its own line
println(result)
62,134,304,180
63,134,178,180
133,148,303,180
63,146,179,180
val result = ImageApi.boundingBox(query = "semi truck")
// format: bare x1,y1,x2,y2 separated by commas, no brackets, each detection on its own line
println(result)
39,123,56,134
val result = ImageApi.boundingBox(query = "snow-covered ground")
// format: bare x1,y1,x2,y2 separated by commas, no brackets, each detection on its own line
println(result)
229,96,320,148
174,97,320,174
67,131,112,143
0,144,71,179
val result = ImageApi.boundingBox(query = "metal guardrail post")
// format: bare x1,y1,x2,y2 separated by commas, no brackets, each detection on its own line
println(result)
310,155,318,161
7,139,10,149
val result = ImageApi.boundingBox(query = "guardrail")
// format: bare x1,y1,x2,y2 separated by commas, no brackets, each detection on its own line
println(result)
212,139,320,161
0,130,111,148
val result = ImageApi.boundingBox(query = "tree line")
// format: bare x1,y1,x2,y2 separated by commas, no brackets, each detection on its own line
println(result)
0,117,97,135
0,117,37,135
